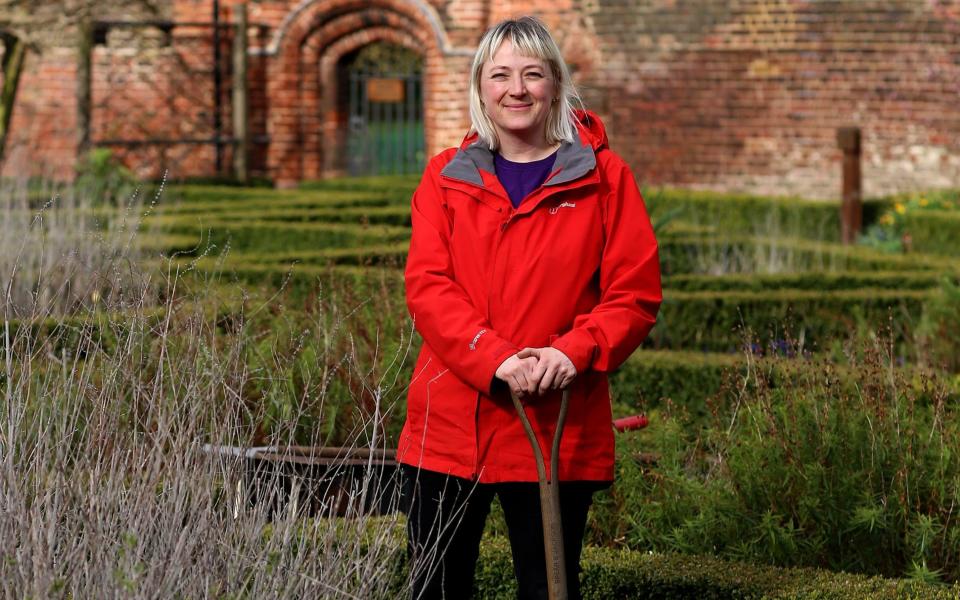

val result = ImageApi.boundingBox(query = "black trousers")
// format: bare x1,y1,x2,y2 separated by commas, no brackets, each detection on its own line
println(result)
401,465,605,600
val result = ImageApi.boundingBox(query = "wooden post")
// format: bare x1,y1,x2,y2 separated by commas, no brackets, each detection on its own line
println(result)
212,0,223,174
0,33,27,167
837,127,862,245
77,19,93,168
232,3,249,183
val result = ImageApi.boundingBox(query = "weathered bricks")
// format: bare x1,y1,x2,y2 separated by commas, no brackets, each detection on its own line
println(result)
0,0,957,199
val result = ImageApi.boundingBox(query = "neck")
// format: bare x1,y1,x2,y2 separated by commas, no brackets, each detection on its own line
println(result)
496,132,559,163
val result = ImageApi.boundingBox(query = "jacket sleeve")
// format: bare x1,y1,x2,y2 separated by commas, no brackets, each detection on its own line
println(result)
404,155,520,393
550,158,662,373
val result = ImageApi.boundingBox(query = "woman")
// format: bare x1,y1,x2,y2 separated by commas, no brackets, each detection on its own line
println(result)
397,16,661,600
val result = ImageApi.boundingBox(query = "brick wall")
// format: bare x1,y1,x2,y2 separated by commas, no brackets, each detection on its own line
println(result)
2,0,958,199
576,0,960,199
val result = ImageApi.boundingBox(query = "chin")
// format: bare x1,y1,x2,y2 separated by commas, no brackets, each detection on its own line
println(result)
502,119,544,133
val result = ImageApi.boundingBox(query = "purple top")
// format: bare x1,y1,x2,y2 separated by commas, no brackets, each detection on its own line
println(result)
494,150,558,208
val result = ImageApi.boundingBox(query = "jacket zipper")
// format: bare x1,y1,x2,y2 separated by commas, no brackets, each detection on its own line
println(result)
472,391,482,480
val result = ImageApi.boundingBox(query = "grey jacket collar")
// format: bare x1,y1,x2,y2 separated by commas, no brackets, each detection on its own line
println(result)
440,137,597,188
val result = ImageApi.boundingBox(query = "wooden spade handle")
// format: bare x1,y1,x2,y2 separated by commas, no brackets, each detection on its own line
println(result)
510,389,570,600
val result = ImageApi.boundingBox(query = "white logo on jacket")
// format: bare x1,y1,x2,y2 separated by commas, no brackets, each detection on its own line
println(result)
549,202,576,215
469,329,486,350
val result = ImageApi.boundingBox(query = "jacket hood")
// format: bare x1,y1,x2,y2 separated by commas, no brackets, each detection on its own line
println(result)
573,109,609,152
441,110,607,187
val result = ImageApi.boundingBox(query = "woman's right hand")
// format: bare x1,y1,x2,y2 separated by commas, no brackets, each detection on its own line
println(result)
495,354,540,397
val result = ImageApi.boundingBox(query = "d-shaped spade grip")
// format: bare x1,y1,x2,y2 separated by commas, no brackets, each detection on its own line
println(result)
510,388,570,600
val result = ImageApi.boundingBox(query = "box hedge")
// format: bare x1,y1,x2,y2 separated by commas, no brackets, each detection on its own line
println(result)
645,187,892,243
367,519,956,599
657,233,954,276
164,186,396,212
650,287,930,352
902,210,960,257
147,219,410,255
664,270,943,292
168,261,933,352
470,537,958,599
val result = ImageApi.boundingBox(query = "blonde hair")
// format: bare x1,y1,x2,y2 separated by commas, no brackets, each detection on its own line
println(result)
468,16,582,151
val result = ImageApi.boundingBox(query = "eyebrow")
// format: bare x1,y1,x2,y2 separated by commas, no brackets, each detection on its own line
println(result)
488,63,545,71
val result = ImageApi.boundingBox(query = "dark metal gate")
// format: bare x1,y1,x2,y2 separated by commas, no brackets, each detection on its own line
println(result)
347,70,424,176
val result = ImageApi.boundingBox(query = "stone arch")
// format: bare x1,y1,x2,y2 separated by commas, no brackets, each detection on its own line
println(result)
267,0,443,185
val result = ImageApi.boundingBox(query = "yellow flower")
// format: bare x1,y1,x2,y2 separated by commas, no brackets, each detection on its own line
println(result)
919,198,929,207
879,214,894,226
895,202,906,215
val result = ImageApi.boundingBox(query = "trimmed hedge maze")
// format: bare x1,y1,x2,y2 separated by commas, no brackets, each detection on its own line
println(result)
139,178,960,594
144,180,959,405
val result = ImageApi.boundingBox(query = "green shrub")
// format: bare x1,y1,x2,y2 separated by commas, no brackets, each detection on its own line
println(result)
252,205,411,227
171,260,933,354
590,346,960,583
651,288,930,352
471,537,958,599
610,351,740,418
165,186,399,212
645,187,892,244
74,148,137,206
299,174,419,198
386,520,956,598
664,270,942,293
860,191,960,256
902,210,960,257
148,218,409,254
917,276,960,373
186,243,410,269
658,233,954,276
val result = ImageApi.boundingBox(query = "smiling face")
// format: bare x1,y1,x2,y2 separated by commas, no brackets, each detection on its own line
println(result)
479,39,557,150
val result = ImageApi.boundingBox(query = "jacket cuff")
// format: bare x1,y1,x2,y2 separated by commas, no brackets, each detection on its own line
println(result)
551,329,596,374
481,342,520,395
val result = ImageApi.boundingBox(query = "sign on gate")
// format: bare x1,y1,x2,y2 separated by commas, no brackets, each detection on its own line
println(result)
347,69,424,176
366,78,405,103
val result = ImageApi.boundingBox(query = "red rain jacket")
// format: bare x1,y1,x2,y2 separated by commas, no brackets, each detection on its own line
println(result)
397,111,661,483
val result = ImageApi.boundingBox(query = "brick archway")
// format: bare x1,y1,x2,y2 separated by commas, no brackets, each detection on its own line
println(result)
267,0,443,186
311,28,423,178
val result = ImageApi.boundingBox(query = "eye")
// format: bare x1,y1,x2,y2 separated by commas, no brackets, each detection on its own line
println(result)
525,71,544,79
490,72,508,80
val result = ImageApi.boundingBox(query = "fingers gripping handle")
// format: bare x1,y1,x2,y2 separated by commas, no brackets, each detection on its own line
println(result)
510,389,570,600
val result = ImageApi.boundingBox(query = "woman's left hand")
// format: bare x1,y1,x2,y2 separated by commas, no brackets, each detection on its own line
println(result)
516,347,577,395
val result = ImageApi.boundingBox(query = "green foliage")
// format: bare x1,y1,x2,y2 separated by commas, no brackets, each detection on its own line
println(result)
348,42,423,74
859,191,960,256
183,264,934,354
223,268,412,446
665,270,943,293
75,148,137,206
610,351,740,418
469,537,959,599
917,276,960,372
353,526,960,598
657,233,954,276
651,287,929,352
644,186,892,244
901,210,960,257
153,219,409,255
590,346,960,582
128,179,960,585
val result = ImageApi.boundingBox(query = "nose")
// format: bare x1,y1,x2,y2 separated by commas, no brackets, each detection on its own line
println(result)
508,73,526,97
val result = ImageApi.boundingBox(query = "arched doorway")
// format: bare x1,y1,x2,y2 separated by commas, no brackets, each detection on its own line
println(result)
341,42,424,176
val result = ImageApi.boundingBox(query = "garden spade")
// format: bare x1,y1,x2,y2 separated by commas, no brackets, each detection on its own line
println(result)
510,388,571,600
